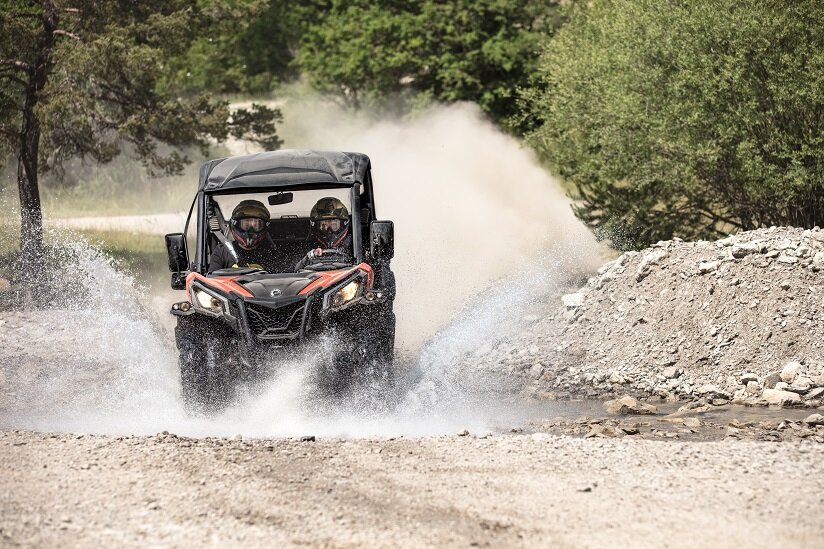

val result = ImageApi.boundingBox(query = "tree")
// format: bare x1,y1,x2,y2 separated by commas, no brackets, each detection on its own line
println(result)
298,0,568,125
522,0,824,249
160,1,318,96
0,0,282,276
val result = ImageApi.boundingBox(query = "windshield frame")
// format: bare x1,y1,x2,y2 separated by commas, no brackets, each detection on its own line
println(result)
196,182,363,274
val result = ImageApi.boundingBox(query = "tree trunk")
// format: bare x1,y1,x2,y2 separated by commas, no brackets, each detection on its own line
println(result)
16,3,57,288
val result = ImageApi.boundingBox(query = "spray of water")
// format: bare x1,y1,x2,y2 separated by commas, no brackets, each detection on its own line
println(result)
0,101,602,437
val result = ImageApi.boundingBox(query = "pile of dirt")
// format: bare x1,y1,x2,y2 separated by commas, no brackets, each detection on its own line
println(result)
468,226,824,407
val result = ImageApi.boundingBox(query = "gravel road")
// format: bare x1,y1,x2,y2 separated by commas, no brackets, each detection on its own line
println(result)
2,430,822,548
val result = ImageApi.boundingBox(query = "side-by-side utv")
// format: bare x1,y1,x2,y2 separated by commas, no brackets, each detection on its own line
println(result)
164,150,396,411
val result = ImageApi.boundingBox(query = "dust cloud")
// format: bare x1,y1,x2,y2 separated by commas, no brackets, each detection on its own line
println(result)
237,99,603,350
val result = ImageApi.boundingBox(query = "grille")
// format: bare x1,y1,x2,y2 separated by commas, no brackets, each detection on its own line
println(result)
245,300,305,339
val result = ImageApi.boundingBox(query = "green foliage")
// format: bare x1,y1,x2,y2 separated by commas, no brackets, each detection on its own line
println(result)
298,0,567,125
160,1,315,96
522,0,824,249
0,0,282,179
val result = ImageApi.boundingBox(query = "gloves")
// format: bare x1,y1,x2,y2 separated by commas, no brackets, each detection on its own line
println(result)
306,247,323,259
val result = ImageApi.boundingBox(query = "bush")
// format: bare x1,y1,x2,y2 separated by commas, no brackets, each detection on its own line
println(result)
522,0,824,249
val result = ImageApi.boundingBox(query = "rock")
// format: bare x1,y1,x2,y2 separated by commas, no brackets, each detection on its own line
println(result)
804,387,824,400
608,371,626,384
698,260,720,274
585,425,625,438
231,434,243,441
300,435,316,442
746,381,761,395
780,362,802,383
562,293,586,309
776,253,799,264
731,242,766,258
786,382,811,394
762,372,782,389
761,389,801,406
695,384,731,400
802,413,824,426
683,417,701,428
636,249,668,282
662,366,681,379
775,382,789,391
740,372,759,384
529,363,545,379
603,395,658,415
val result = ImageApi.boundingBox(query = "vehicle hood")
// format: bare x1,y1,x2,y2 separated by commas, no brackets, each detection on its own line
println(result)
234,273,318,298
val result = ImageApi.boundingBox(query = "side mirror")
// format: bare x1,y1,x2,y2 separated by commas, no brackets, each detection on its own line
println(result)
370,220,394,261
165,232,189,274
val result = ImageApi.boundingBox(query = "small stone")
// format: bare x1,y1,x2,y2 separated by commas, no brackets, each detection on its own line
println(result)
585,425,624,438
683,417,701,428
762,372,782,388
761,389,801,406
698,260,720,274
776,253,799,264
746,381,761,395
731,242,766,258
662,366,681,379
636,249,668,281
603,395,658,415
608,371,626,384
457,430,470,437
780,362,802,383
232,434,243,442
802,413,824,426
300,435,316,442
695,384,731,400
740,372,759,384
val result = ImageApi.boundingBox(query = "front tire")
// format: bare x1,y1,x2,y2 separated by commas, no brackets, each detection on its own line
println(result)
175,315,239,414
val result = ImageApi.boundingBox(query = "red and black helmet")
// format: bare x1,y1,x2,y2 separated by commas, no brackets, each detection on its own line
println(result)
310,197,350,247
230,200,270,249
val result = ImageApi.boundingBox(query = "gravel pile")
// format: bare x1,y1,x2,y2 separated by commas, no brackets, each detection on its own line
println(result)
470,226,824,407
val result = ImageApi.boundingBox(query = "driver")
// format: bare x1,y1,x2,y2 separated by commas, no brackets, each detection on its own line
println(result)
209,200,279,272
295,197,352,270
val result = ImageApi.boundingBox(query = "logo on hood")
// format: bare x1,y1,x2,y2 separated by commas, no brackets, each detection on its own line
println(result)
270,288,282,297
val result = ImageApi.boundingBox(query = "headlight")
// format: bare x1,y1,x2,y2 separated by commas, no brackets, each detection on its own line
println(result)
330,278,360,309
191,284,227,316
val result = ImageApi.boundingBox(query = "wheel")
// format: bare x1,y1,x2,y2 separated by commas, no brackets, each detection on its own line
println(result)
175,315,239,414
347,302,397,390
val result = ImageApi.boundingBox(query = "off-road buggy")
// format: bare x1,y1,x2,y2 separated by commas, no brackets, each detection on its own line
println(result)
164,150,396,412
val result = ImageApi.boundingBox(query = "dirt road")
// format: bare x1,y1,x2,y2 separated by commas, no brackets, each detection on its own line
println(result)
2,430,822,548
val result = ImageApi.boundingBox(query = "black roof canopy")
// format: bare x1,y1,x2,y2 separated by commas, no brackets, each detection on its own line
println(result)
199,150,371,192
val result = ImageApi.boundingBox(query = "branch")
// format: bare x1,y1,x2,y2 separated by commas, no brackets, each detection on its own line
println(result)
0,59,33,72
54,29,81,41
63,8,80,14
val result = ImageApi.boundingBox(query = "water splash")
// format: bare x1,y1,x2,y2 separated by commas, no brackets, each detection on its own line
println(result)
0,230,586,437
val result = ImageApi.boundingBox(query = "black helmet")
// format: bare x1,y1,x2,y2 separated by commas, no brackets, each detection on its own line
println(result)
310,197,350,247
230,200,270,249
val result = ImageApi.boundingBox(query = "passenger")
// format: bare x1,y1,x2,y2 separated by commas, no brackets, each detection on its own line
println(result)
209,200,279,272
295,197,352,270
